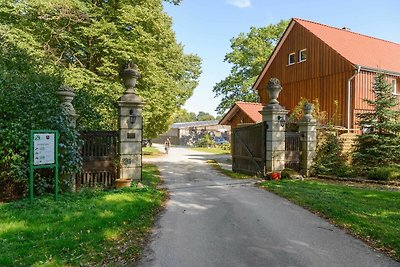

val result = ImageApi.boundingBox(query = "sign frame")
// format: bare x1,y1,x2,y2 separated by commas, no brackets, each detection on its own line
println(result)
29,130,59,203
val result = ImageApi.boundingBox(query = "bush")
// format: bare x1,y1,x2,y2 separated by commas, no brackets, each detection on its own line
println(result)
367,167,400,181
196,134,214,148
311,130,351,176
0,31,81,199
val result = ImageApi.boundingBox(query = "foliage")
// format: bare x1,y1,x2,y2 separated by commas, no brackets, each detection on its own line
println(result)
0,29,81,198
260,179,400,261
288,97,340,126
196,134,214,147
0,0,201,137
173,109,215,122
353,74,400,167
213,20,289,114
367,167,400,181
0,164,165,266
311,131,349,177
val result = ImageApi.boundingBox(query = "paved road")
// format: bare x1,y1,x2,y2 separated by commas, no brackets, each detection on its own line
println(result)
138,145,399,267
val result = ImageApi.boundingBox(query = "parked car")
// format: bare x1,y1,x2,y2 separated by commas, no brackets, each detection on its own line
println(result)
213,137,228,145
142,139,152,147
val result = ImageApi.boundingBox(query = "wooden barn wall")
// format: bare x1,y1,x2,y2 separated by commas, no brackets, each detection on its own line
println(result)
229,110,255,129
256,23,355,128
353,72,400,128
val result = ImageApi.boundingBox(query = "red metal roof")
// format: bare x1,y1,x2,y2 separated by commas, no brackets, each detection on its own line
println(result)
294,18,400,73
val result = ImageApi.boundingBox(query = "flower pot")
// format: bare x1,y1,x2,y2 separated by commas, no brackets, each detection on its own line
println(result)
115,178,132,188
270,172,281,181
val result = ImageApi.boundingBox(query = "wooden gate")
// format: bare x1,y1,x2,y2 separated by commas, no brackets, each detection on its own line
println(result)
76,131,118,189
232,122,266,176
285,131,301,171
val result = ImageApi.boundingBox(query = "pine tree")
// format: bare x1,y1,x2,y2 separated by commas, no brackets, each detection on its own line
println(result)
353,74,400,167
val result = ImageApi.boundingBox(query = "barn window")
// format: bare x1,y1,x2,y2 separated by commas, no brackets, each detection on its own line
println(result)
299,49,307,62
288,53,295,65
393,79,399,95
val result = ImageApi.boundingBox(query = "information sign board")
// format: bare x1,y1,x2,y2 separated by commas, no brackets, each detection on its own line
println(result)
33,133,55,165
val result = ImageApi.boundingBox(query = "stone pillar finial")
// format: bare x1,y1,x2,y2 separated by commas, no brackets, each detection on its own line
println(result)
56,85,79,127
267,78,283,107
301,102,316,123
120,62,141,93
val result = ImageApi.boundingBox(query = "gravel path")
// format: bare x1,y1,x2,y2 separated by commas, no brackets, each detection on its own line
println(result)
137,145,399,267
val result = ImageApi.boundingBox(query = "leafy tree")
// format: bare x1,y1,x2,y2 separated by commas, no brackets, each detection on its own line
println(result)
0,0,201,137
353,74,400,167
196,111,215,121
173,109,215,122
213,20,289,114
173,109,197,122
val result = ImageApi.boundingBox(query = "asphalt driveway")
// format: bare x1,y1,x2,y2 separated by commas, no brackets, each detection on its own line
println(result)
138,145,399,267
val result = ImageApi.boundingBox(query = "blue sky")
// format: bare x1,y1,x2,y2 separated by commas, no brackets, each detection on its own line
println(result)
164,0,400,116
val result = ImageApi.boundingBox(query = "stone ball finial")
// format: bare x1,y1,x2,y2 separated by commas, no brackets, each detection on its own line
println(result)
267,78,282,105
120,61,141,90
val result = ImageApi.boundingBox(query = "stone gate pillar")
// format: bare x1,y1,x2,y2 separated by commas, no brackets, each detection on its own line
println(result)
117,62,144,183
260,78,288,173
56,85,79,191
298,103,317,176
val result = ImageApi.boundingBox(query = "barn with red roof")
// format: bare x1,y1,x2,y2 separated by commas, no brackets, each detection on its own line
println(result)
253,18,400,130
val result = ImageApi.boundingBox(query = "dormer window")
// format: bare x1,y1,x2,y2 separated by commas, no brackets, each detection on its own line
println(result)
288,53,295,65
299,49,307,62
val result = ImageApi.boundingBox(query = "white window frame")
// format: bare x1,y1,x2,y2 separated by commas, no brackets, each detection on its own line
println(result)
288,52,295,65
299,49,307,63
393,79,399,95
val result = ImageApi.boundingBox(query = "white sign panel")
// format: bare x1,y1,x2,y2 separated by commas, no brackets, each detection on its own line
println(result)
33,133,55,165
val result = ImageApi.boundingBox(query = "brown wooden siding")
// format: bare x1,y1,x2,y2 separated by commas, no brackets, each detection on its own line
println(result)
256,23,355,128
353,72,400,128
229,109,256,129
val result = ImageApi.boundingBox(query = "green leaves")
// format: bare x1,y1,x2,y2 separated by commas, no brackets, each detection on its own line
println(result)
213,20,289,114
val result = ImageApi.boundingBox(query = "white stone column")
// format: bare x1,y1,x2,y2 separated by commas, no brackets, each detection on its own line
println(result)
260,78,288,172
298,103,317,176
117,62,144,182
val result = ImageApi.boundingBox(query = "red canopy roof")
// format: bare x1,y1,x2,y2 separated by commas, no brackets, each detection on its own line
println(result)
219,101,263,125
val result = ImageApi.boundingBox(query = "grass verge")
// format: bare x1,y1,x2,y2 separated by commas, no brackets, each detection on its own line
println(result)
259,179,400,261
0,164,166,266
143,146,163,157
206,160,258,180
191,147,230,154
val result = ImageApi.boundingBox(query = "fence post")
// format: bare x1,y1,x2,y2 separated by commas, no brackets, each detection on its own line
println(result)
56,85,79,191
117,62,144,183
259,78,288,173
298,103,317,176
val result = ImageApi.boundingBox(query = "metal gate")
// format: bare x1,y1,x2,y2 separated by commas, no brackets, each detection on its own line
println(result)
232,122,266,176
76,131,118,189
285,131,301,171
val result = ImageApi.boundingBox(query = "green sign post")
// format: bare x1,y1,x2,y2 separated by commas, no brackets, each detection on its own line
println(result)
29,130,59,203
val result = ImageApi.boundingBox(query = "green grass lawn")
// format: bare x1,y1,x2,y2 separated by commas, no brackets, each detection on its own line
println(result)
206,160,258,180
142,146,163,157
0,164,166,266
259,179,400,261
191,147,230,154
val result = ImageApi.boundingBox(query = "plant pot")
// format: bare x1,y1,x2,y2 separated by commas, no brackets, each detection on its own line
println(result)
115,178,132,188
270,172,281,181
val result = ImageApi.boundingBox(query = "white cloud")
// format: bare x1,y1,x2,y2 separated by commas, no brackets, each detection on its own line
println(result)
227,0,252,8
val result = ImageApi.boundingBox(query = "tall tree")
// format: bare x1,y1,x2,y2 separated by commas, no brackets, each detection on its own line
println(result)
353,74,400,167
213,20,288,114
0,0,201,137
